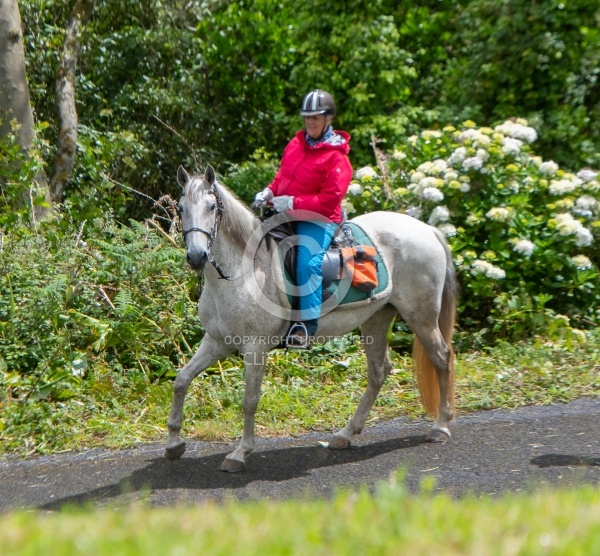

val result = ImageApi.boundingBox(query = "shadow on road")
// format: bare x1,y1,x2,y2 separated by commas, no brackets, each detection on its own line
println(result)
41,433,428,510
531,454,600,467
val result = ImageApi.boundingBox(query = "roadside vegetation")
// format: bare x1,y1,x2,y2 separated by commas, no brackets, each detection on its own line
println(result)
1,480,599,555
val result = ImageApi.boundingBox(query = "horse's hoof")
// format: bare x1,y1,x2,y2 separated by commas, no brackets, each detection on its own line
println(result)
220,457,245,473
329,434,351,450
426,429,451,443
165,441,186,460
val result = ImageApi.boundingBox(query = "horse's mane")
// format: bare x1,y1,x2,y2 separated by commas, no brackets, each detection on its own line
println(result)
185,174,258,250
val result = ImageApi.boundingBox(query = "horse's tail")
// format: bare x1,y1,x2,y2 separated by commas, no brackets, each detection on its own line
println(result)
413,229,458,418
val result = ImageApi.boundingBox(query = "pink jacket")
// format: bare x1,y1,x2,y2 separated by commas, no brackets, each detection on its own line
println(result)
268,130,352,223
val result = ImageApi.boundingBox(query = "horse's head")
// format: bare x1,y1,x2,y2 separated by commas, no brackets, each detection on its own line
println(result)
177,164,221,271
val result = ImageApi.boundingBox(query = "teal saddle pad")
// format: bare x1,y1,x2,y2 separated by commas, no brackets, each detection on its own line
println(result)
324,221,389,306
282,221,389,307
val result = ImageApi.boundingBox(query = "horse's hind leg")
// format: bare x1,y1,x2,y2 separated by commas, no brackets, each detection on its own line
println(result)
330,306,397,449
166,335,233,460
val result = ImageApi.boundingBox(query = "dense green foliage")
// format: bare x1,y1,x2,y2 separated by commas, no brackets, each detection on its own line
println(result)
0,216,202,401
16,0,600,209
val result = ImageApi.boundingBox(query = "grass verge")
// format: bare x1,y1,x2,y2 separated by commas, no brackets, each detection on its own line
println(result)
0,478,599,555
1,330,599,457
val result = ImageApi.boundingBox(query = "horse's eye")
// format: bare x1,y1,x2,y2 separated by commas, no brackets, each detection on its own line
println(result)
178,203,184,215
209,202,217,212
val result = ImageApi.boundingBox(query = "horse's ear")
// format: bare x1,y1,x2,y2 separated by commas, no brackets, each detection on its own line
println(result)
177,166,189,189
204,164,216,187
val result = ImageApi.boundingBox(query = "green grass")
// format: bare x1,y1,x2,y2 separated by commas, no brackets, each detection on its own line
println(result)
0,479,599,555
1,330,599,457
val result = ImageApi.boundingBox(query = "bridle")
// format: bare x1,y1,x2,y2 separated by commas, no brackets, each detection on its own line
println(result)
179,184,231,281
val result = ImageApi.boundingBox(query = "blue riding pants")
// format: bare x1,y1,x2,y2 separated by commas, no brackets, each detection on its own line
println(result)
295,220,338,322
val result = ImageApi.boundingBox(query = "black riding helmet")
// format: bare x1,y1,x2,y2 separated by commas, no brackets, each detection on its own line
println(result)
300,89,336,117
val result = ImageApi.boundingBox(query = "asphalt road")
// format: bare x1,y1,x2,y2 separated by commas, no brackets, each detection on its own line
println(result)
1,397,598,512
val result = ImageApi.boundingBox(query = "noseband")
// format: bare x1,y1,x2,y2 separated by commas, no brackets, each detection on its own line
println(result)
180,185,231,281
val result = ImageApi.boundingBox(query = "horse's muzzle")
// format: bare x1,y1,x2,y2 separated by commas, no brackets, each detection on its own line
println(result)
187,249,209,271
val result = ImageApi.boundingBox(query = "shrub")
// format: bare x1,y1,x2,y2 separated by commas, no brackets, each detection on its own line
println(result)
345,119,600,339
0,216,203,401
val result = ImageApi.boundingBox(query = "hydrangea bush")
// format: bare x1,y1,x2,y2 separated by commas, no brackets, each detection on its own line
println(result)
345,119,600,339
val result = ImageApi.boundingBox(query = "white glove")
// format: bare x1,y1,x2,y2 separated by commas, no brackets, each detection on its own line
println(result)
254,188,274,206
272,195,294,212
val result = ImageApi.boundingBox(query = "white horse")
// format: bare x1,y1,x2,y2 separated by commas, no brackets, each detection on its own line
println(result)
166,165,457,472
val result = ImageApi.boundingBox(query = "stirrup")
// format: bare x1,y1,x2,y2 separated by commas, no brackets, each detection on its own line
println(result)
285,322,313,349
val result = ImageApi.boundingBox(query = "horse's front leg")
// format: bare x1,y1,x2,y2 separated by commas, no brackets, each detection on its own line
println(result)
165,334,233,460
220,345,269,472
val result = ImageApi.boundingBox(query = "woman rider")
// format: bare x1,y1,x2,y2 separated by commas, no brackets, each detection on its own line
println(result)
254,89,353,348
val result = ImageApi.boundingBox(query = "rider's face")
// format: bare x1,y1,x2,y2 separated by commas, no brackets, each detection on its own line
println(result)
304,114,332,139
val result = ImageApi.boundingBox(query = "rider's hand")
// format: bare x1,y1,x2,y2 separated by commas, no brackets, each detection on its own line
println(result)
254,188,274,206
272,195,294,212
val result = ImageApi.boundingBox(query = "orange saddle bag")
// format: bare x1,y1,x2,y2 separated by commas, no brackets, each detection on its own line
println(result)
340,245,379,293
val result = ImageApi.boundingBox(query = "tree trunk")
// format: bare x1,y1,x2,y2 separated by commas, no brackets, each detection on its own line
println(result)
0,0,53,217
50,0,94,202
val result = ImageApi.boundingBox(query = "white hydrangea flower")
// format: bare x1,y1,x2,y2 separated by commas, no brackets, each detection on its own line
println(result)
577,169,598,182
530,156,543,167
573,195,597,218
476,148,489,161
422,187,445,202
428,205,451,226
458,129,480,142
430,159,448,174
508,181,520,193
447,147,467,166
392,149,407,160
355,166,378,180
462,157,484,171
419,176,443,189
405,206,423,219
549,178,581,195
575,195,597,210
486,207,511,222
466,213,481,225
575,227,593,247
410,171,426,184
342,199,356,214
443,169,459,182
553,213,593,246
459,129,491,146
437,223,457,237
512,239,535,257
494,120,538,143
556,198,574,209
347,182,363,195
460,182,471,193
570,254,593,270
471,260,506,280
501,137,523,155
417,161,434,174
539,160,559,175
582,180,600,193
422,130,442,140
554,213,581,235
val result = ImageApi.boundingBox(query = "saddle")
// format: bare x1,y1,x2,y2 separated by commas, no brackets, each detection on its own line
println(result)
260,210,379,306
